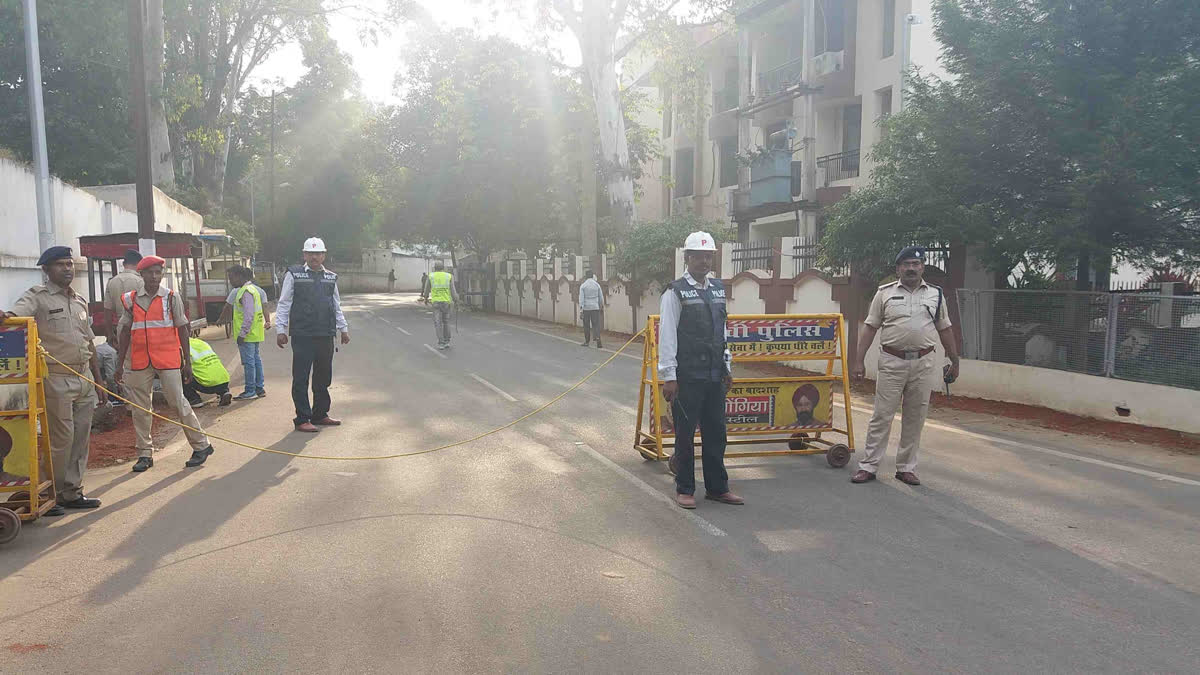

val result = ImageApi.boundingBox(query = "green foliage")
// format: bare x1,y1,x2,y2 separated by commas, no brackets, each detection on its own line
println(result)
822,0,1200,283
0,0,133,184
615,213,727,286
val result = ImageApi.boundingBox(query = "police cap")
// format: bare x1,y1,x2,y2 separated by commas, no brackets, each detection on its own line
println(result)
37,246,73,266
895,246,925,265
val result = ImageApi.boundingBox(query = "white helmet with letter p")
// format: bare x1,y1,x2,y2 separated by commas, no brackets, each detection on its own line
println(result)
683,231,717,251
302,237,327,253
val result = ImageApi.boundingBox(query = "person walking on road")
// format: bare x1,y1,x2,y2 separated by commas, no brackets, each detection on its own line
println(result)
420,262,458,350
183,337,234,408
578,271,604,348
660,232,744,509
114,256,216,472
228,265,268,400
4,246,108,515
387,268,396,293
275,237,350,433
850,246,960,486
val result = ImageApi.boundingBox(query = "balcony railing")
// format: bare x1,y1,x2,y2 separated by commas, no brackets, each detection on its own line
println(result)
731,239,775,274
816,149,860,184
756,57,805,98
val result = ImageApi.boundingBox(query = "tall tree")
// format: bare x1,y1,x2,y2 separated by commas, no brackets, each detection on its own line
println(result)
822,0,1200,283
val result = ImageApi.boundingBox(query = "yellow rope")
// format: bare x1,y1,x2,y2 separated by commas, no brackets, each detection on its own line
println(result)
39,329,645,461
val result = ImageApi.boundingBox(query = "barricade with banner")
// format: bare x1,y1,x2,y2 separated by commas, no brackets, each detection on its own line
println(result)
635,314,856,467
0,317,57,545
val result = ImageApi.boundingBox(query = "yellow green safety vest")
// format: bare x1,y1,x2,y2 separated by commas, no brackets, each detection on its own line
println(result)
188,338,230,387
429,270,453,303
233,283,265,343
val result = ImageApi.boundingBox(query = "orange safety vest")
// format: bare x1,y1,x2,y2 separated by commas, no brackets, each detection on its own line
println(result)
122,289,183,371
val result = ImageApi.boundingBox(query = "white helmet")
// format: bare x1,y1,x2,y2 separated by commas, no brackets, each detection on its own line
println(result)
302,237,327,253
683,231,717,251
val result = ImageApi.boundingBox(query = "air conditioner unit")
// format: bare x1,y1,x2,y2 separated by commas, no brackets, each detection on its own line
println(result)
812,51,844,79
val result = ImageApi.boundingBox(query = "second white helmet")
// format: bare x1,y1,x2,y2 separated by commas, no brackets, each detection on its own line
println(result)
683,231,717,251
302,237,327,253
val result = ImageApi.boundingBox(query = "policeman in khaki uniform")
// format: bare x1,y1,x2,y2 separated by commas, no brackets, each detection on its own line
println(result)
3,246,108,514
851,246,960,486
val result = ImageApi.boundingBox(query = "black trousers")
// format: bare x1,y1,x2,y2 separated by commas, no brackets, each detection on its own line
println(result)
183,379,229,404
291,335,335,425
581,309,603,344
672,380,729,496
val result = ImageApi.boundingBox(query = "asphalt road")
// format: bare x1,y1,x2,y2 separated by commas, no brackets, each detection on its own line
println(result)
3,293,1199,673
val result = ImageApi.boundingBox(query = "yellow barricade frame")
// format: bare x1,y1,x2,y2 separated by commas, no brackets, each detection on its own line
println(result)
634,313,856,465
0,317,57,538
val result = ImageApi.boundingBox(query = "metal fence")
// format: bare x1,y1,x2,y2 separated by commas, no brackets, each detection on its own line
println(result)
731,240,774,274
791,237,848,277
958,289,1200,390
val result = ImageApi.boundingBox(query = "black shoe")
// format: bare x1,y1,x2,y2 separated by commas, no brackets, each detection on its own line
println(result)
185,445,214,467
256,389,267,398
45,505,66,517
60,496,101,509
218,392,233,407
596,342,603,348
132,456,154,472
580,341,590,347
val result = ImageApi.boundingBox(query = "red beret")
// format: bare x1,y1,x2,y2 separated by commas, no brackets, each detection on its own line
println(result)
136,255,166,271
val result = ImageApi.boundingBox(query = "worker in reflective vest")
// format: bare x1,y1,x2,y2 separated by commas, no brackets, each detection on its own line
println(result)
420,261,459,349
183,337,233,408
229,265,268,401
116,255,215,472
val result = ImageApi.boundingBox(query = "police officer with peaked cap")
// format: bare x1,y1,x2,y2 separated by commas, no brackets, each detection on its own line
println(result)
659,231,745,509
3,246,108,514
850,245,960,486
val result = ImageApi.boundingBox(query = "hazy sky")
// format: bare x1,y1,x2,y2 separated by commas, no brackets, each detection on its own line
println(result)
251,0,579,103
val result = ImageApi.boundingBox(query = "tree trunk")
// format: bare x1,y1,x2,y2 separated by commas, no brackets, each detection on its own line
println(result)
578,13,637,232
579,118,599,257
145,0,174,189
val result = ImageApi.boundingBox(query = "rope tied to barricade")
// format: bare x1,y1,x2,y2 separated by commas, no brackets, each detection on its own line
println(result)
38,328,645,461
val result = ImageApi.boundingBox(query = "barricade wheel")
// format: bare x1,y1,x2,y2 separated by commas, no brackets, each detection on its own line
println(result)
788,433,809,450
826,444,851,468
0,508,20,545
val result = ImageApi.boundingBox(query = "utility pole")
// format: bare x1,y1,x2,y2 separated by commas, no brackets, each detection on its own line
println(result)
269,90,275,232
21,0,55,253
127,0,156,255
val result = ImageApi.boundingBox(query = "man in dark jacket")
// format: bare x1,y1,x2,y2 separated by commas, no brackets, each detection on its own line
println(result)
659,232,744,509
275,237,350,432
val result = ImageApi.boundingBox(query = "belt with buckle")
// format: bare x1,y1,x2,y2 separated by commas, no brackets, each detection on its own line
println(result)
881,345,934,360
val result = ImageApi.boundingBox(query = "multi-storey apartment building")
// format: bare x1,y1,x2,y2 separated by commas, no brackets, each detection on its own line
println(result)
625,0,946,242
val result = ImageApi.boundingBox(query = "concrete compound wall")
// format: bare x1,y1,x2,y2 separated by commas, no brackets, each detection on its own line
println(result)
491,256,1200,434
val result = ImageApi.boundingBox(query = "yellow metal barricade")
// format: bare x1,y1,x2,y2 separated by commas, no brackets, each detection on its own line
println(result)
634,314,856,467
0,317,56,545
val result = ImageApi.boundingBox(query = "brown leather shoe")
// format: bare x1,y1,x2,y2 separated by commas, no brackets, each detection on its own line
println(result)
895,471,921,486
667,453,678,475
295,422,320,433
674,493,696,509
313,417,342,426
705,492,745,505
850,470,876,484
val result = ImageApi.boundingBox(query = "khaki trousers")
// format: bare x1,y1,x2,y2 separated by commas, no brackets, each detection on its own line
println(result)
43,372,96,501
125,367,210,458
859,351,935,474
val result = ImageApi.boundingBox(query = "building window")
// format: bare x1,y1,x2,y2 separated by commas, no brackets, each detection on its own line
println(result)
718,137,738,188
662,156,672,216
882,0,896,58
815,0,845,54
791,161,803,197
662,88,673,139
842,104,862,153
674,148,694,198
877,87,893,119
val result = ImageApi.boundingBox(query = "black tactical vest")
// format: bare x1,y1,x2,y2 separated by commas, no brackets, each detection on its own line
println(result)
287,265,338,337
669,276,727,382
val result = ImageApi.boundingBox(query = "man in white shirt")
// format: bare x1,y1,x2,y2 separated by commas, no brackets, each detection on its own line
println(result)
578,271,604,348
658,231,744,509
275,237,350,432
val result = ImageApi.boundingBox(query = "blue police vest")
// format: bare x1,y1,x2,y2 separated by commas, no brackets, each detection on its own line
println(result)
287,265,338,337
669,277,727,382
